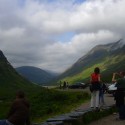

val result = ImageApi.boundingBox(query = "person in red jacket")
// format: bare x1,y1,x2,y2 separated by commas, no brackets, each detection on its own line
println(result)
90,67,101,111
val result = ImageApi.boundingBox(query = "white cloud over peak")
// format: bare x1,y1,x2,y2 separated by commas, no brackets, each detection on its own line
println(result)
0,0,125,72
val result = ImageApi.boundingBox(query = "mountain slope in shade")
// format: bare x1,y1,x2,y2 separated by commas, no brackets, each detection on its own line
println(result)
55,39,125,84
0,50,41,97
16,66,57,85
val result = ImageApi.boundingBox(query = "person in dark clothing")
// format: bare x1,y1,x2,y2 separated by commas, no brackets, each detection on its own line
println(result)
114,88,125,120
0,90,31,125
112,72,125,120
63,81,67,89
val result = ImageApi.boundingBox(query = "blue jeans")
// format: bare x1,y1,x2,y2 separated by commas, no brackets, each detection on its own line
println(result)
0,120,8,125
99,91,105,104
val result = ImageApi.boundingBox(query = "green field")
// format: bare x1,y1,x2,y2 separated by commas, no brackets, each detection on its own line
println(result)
0,88,90,123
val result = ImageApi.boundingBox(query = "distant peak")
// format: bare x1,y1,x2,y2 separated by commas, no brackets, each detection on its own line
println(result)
109,39,125,51
90,39,125,54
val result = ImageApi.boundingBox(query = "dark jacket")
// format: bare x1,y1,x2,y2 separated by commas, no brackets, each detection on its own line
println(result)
100,83,107,94
114,89,125,107
7,98,31,125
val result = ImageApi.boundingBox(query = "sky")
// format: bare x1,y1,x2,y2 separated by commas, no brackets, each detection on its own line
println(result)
0,0,125,73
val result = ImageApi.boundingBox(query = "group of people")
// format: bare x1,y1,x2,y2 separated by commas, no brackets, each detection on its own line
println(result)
59,81,69,89
90,67,125,120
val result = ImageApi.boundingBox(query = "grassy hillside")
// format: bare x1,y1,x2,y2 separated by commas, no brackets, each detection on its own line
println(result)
58,53,125,84
0,59,41,98
54,41,125,84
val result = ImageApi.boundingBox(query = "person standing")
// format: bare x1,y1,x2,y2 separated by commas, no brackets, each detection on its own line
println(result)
112,72,125,120
63,81,67,89
59,81,62,89
0,90,31,125
99,83,106,107
90,67,101,111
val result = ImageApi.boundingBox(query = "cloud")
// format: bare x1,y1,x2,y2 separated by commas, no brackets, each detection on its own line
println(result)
0,0,125,73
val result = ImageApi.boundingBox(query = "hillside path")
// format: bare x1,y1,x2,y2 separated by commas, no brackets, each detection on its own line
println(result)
77,93,114,109
76,93,125,125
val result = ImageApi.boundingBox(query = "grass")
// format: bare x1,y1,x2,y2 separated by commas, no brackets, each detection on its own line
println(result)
30,89,90,123
0,88,90,123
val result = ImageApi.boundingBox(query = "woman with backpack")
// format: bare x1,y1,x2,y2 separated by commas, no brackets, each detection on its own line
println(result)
90,67,101,111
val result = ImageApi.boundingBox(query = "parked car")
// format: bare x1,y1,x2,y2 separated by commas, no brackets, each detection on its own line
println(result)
68,82,87,89
107,83,117,94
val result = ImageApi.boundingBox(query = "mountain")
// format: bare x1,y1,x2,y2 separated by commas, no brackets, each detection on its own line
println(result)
0,50,41,98
55,39,125,84
45,69,60,76
16,66,57,85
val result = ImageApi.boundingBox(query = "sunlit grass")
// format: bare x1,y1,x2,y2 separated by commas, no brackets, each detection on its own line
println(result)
59,55,125,84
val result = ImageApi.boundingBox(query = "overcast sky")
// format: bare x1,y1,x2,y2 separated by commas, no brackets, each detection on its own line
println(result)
0,0,125,73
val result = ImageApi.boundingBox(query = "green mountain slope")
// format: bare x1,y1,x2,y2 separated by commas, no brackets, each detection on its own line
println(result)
0,50,41,98
55,40,125,84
